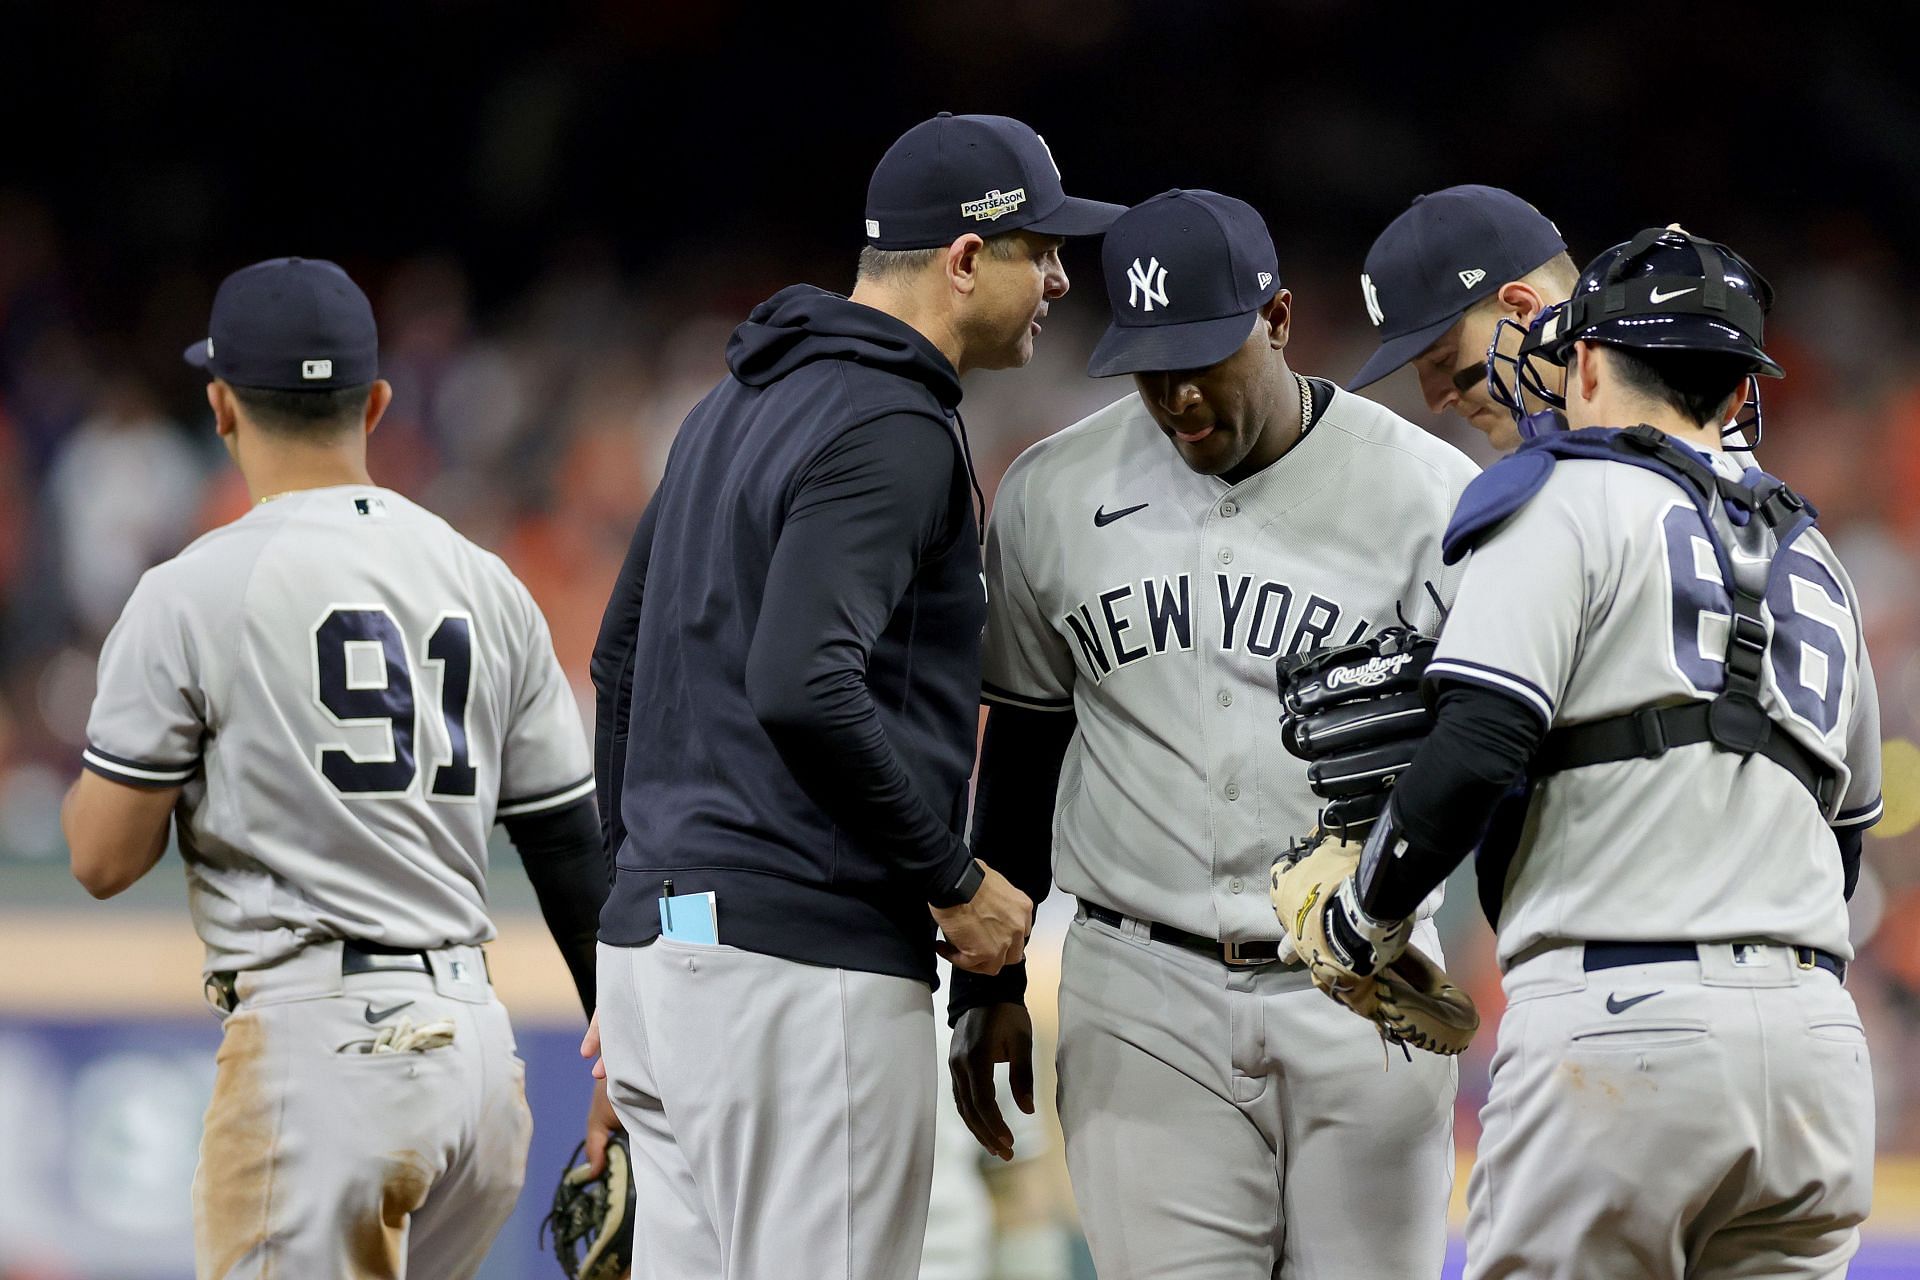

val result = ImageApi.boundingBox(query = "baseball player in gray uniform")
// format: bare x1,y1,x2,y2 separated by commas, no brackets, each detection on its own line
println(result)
947,190,1480,1279
1269,228,1882,1278
61,258,610,1280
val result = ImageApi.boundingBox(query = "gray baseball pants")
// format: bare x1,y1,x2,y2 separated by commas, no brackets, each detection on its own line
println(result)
1056,907,1457,1279
194,941,529,1280
597,939,936,1280
1465,942,1875,1279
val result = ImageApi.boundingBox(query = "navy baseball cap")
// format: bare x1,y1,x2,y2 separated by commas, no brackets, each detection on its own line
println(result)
184,257,378,390
1087,189,1281,378
1347,185,1567,390
864,113,1124,250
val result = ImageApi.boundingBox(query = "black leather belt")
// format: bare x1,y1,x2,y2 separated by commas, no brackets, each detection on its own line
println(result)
205,941,453,1015
342,940,431,975
1583,940,1845,982
1082,901,1290,968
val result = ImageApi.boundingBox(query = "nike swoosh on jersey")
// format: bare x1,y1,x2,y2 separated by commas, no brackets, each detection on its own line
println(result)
1648,286,1697,304
1604,990,1662,1015
365,1000,416,1024
1094,502,1149,527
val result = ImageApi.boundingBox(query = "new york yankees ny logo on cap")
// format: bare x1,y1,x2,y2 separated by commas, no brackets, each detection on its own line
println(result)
1088,189,1282,378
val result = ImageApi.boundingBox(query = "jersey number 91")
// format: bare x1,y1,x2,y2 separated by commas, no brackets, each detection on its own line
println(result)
311,606,477,798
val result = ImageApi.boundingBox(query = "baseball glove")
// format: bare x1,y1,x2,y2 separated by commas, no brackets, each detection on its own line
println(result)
1270,836,1478,1056
1277,627,1436,837
542,1134,636,1280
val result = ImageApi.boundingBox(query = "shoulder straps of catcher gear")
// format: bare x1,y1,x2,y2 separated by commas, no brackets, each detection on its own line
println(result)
1525,426,1839,813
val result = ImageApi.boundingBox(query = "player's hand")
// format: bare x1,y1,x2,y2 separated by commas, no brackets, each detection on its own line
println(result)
930,862,1033,975
949,1003,1035,1162
580,1009,606,1081
581,1076,625,1179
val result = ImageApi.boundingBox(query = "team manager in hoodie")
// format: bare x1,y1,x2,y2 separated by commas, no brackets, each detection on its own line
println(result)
586,113,1123,1280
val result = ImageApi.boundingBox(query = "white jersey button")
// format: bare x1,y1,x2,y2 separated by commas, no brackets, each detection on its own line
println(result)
1218,547,1235,565
1229,877,1244,893
1217,689,1234,707
1220,500,1239,517
1225,781,1241,801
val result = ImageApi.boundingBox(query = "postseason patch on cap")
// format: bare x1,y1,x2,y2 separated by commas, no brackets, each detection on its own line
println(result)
961,188,1026,222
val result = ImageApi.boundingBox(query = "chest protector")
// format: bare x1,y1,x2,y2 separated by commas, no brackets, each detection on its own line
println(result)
1443,426,1840,924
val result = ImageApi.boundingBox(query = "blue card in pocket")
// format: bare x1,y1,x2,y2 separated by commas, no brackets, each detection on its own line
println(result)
659,890,719,945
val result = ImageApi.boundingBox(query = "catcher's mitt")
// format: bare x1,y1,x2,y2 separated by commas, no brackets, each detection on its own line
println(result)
1270,836,1478,1057
542,1134,636,1280
1277,627,1436,836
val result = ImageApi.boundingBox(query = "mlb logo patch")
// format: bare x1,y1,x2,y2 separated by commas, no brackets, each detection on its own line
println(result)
353,496,390,518
302,359,333,380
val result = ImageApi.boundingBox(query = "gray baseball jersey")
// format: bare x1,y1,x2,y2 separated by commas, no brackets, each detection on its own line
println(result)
1430,451,1882,965
982,383,1480,941
83,484,592,974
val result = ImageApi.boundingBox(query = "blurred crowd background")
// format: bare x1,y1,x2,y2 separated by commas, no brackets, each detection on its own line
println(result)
6,2,1920,1276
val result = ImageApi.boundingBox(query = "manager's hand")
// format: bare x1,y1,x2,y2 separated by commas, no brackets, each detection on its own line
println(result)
930,861,1032,974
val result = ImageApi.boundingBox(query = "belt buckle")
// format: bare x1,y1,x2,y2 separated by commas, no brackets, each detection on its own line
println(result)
1220,941,1272,968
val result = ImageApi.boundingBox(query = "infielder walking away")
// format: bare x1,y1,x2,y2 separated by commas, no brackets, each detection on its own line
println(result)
588,114,1121,1280
1272,228,1883,1279
949,189,1478,1279
63,258,609,1279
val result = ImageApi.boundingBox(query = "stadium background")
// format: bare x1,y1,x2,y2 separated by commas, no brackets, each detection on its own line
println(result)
5,3,1920,1275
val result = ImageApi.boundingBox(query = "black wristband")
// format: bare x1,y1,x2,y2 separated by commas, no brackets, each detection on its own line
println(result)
928,857,984,908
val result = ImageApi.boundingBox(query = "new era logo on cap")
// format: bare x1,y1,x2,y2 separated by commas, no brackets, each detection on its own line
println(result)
1257,272,1273,290
1459,268,1487,289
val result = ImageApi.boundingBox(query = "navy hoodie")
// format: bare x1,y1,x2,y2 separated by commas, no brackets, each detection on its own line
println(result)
592,285,986,984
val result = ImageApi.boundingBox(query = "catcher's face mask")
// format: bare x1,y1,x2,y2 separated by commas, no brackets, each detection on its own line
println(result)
1486,305,1570,441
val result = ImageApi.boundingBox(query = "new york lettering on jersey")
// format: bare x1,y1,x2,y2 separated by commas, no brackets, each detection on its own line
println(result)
981,385,1478,944
1058,571,1370,681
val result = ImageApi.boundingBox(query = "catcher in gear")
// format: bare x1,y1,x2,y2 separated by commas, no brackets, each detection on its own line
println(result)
1271,629,1479,1056
1346,228,1880,1278
545,1135,638,1280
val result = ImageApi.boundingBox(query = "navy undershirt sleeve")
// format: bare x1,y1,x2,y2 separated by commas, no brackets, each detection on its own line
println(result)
502,796,607,1019
1836,824,1863,901
590,496,659,861
947,704,1077,1024
1358,682,1545,921
744,415,978,898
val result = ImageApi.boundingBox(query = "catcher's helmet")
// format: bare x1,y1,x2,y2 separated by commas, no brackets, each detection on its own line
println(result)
1488,227,1782,443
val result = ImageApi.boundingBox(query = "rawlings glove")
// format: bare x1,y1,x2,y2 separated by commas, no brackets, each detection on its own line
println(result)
542,1134,636,1280
1277,627,1436,836
1269,836,1478,1057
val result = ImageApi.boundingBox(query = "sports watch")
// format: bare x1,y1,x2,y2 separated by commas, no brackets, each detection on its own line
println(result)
928,856,985,908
